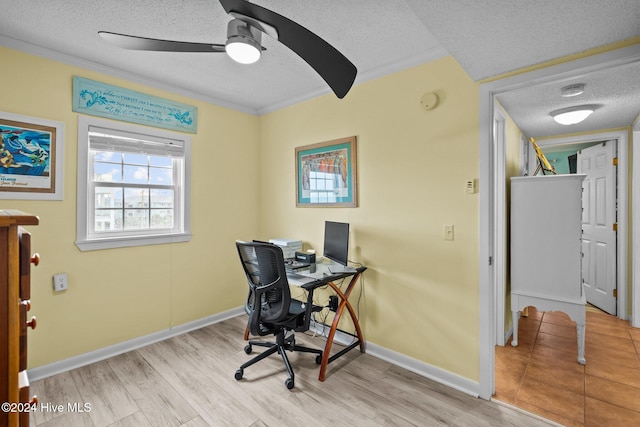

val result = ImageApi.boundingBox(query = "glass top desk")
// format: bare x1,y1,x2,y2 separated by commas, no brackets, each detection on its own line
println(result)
292,262,367,381
244,261,367,382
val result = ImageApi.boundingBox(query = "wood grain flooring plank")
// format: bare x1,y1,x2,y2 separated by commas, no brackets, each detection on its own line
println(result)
189,348,333,426
69,360,139,427
33,411,94,427
201,326,422,425
137,339,261,426
354,363,517,427
107,351,199,426
106,410,154,427
29,371,84,425
178,416,216,427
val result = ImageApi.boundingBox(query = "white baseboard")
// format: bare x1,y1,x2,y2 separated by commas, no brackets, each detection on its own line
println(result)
365,342,480,398
28,307,244,382
309,320,480,398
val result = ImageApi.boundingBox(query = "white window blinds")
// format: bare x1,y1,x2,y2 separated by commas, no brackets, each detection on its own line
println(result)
88,125,185,157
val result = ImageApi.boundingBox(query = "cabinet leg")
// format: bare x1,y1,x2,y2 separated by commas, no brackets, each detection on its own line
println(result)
511,310,520,347
576,321,586,365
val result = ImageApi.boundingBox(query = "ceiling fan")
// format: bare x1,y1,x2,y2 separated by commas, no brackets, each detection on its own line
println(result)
98,0,357,99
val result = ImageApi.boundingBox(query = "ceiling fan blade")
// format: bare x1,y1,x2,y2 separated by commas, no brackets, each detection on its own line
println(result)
219,0,357,98
99,31,226,53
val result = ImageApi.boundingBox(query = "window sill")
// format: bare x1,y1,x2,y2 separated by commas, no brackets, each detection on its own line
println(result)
75,232,192,251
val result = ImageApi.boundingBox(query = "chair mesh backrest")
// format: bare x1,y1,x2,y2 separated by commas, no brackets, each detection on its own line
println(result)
236,241,291,333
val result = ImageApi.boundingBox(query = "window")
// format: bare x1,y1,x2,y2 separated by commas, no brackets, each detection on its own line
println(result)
76,116,191,251
308,170,342,203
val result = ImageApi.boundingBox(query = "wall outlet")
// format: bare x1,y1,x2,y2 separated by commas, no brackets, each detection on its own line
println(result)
53,273,69,292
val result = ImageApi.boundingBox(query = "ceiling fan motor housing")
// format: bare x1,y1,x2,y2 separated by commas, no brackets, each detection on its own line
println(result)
226,19,262,49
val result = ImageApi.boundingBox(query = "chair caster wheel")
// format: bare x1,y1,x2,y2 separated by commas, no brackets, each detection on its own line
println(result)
285,378,294,389
244,344,252,354
315,355,322,365
235,369,243,380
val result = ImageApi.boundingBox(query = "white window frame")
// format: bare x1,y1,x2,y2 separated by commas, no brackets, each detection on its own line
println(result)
76,115,191,251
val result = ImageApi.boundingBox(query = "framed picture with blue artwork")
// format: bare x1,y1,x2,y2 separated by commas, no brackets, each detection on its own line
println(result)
0,111,64,200
295,136,358,207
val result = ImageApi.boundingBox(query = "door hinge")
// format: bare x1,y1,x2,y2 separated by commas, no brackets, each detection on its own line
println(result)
613,157,618,166
613,289,617,298
613,223,618,232
489,256,492,266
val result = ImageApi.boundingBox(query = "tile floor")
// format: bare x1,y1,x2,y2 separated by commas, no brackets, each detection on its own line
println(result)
494,306,640,426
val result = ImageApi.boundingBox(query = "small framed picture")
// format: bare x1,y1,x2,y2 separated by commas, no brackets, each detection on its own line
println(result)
0,111,64,200
295,136,357,207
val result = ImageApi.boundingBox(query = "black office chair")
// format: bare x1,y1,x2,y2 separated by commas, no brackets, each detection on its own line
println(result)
234,240,323,389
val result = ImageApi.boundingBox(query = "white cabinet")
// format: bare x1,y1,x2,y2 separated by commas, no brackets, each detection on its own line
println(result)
510,174,586,364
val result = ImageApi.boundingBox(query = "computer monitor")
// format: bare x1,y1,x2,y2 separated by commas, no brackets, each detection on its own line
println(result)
323,221,350,267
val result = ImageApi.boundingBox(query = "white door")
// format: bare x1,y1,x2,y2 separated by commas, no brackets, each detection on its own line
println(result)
578,140,617,314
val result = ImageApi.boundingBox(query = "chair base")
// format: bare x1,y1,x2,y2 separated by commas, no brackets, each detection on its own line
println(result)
235,330,322,389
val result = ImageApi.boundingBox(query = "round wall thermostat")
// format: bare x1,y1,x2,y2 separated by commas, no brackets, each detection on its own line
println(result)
420,92,439,111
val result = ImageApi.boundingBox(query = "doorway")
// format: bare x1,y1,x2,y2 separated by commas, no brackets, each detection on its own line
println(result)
478,44,640,400
492,130,629,423
537,137,619,315
535,132,627,318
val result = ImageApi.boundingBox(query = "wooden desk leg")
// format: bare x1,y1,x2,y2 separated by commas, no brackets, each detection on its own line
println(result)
243,325,249,340
318,273,365,381
330,281,365,351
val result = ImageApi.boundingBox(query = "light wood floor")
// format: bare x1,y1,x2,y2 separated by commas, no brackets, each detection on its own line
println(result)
29,315,554,427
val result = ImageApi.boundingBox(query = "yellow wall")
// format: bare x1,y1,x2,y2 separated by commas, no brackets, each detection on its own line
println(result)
258,57,481,380
0,47,260,368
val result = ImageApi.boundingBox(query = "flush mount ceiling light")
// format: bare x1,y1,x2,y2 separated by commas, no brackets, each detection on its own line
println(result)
560,83,586,97
550,105,597,125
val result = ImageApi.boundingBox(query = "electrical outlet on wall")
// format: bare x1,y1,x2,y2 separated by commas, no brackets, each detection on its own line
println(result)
53,273,69,292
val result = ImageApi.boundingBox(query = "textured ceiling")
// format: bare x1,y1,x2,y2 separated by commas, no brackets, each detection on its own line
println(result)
406,0,640,81
0,0,446,114
0,0,639,137
498,59,640,138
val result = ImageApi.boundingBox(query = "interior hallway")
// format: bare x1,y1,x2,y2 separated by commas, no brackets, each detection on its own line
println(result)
494,306,640,426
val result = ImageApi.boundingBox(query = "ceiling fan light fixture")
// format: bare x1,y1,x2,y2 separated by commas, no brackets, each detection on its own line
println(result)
550,105,597,125
225,19,262,64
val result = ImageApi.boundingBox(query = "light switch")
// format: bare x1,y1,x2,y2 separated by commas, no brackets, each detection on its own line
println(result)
465,179,476,194
444,225,454,241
